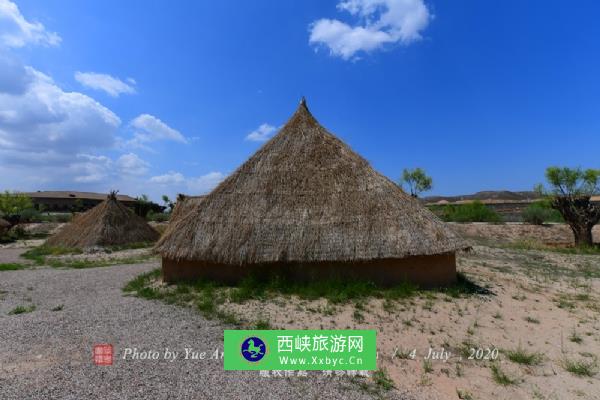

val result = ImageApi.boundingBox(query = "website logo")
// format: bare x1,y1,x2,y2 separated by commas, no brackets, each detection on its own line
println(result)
241,336,266,362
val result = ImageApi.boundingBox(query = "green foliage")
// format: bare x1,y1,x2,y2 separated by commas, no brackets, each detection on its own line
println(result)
0,191,33,215
562,358,598,377
437,201,502,223
0,263,27,271
372,368,395,390
146,211,170,222
505,347,543,365
21,245,82,265
399,167,433,197
540,167,600,196
522,200,563,224
490,364,518,385
8,305,36,315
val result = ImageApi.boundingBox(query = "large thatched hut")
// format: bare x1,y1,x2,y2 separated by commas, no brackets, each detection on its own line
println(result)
47,192,160,248
156,99,467,286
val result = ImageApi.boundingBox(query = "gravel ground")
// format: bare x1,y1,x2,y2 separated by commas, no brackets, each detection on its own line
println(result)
0,262,410,400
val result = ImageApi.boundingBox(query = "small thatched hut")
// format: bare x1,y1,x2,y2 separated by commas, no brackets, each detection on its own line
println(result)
46,192,160,248
156,99,467,286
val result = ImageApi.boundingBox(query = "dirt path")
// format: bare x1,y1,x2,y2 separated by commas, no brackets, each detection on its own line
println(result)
0,263,408,400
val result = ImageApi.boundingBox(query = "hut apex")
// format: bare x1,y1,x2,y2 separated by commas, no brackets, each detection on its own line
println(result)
156,101,468,286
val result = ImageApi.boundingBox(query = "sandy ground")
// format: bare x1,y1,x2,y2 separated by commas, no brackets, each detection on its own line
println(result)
450,222,600,246
220,245,600,400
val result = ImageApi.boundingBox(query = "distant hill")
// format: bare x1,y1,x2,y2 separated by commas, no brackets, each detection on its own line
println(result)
424,190,541,204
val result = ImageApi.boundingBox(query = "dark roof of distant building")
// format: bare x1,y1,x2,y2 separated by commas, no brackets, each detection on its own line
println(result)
23,191,136,202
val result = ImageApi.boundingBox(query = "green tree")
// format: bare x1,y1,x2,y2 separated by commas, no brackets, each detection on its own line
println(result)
0,191,34,226
399,168,433,198
536,167,600,246
161,195,174,213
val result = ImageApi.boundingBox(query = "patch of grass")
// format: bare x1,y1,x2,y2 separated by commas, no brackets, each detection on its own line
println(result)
372,368,395,391
490,364,518,386
8,304,36,315
254,319,271,329
503,240,600,256
230,271,486,305
123,269,161,292
0,263,27,271
505,347,543,365
48,256,154,269
456,389,474,400
524,316,540,324
51,304,64,311
423,359,433,373
21,245,82,265
562,358,598,377
569,330,583,344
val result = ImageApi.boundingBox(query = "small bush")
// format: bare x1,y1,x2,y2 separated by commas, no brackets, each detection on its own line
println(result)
562,358,597,377
0,263,27,271
8,305,36,315
505,347,543,365
438,201,502,223
372,368,395,390
522,201,563,224
146,211,170,222
490,364,518,385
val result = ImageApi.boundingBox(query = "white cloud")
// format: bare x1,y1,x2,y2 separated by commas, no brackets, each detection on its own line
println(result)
0,0,60,48
0,56,155,191
187,171,225,193
128,113,187,147
0,61,120,156
245,123,277,142
149,171,185,185
148,170,225,195
74,72,136,97
116,153,149,176
309,0,431,60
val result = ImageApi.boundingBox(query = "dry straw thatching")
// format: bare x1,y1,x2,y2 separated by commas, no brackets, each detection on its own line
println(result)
47,192,159,248
169,195,205,225
156,99,467,265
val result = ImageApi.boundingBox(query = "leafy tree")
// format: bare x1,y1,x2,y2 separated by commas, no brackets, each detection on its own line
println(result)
0,191,34,226
399,168,433,198
161,195,174,213
134,194,152,218
536,167,600,246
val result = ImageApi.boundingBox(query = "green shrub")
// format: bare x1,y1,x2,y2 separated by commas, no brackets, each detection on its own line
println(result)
522,201,563,224
18,208,42,223
146,211,170,222
438,201,502,223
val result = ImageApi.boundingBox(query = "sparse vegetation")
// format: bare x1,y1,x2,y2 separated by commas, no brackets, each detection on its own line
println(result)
562,358,598,377
0,263,27,271
372,368,395,390
490,364,518,386
506,347,543,365
435,201,502,223
8,305,36,315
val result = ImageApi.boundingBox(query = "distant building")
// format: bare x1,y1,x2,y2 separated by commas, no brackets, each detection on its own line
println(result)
23,191,137,212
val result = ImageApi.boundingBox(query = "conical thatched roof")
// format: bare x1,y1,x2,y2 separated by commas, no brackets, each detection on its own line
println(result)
47,192,160,248
156,99,467,264
169,195,205,224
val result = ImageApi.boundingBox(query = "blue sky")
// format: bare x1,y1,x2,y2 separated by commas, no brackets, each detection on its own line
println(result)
1,0,599,201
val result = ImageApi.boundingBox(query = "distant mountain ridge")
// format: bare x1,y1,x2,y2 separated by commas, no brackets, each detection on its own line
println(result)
424,190,541,204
